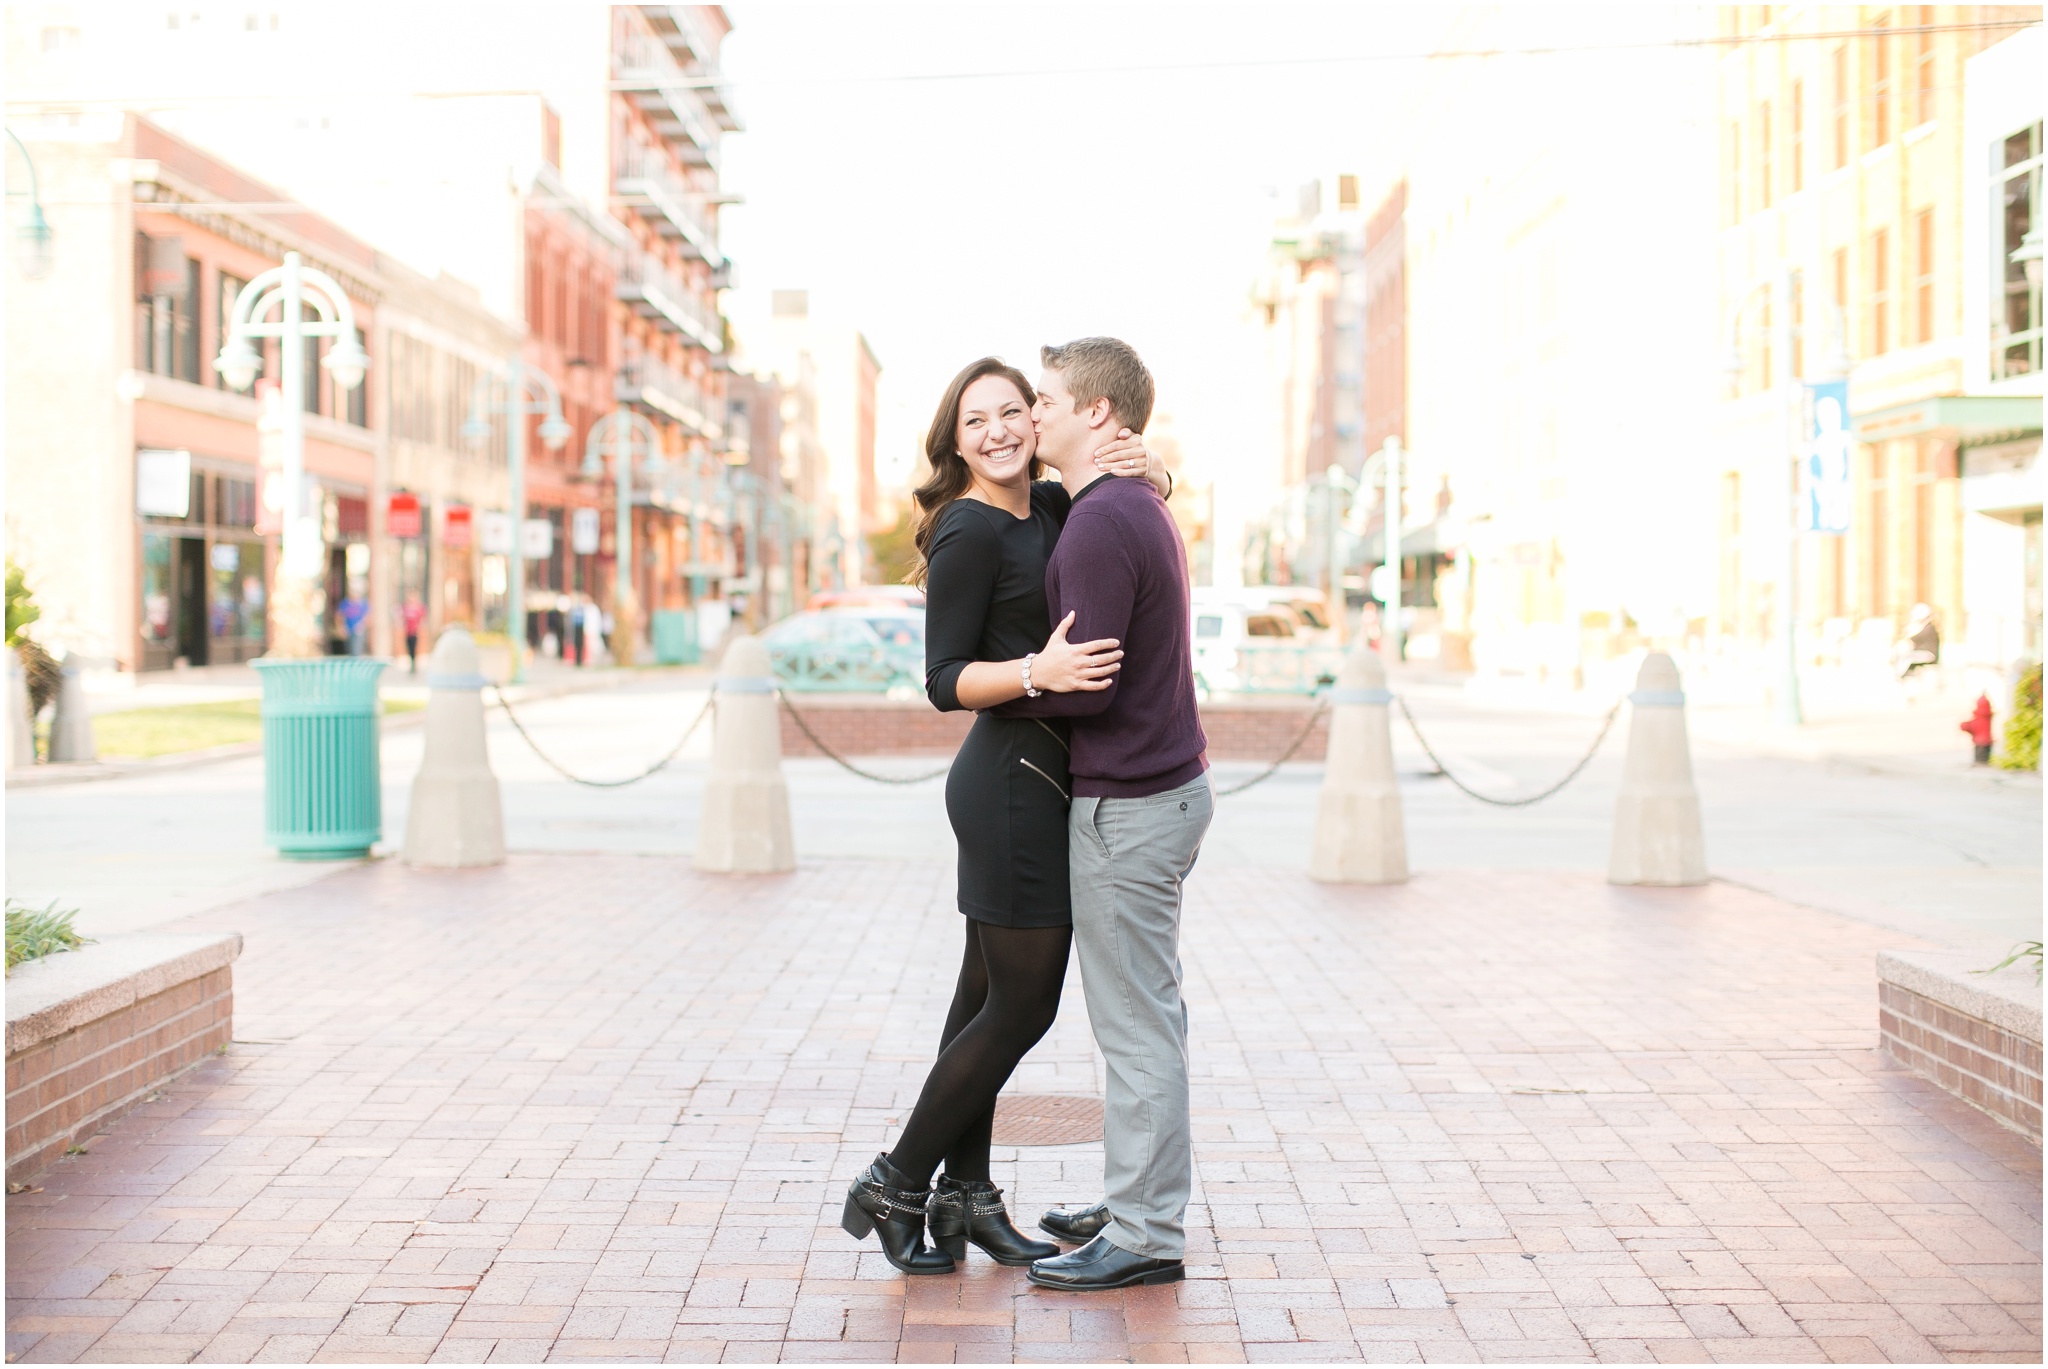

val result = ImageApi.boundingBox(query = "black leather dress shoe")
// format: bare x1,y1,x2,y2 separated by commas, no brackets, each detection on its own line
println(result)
1026,1234,1184,1291
1038,1201,1111,1243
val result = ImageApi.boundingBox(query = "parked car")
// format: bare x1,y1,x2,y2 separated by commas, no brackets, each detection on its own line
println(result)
761,608,925,692
1190,590,1342,695
808,585,926,611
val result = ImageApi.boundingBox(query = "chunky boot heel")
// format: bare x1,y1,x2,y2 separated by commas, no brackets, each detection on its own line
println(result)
934,1175,1058,1267
841,1153,954,1275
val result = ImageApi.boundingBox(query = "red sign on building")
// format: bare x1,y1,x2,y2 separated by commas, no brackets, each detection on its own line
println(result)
387,492,422,539
443,504,473,548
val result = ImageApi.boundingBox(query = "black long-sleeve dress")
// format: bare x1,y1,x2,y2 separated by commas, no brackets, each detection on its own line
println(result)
923,483,1076,928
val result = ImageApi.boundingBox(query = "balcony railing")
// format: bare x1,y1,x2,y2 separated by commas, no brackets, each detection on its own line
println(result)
616,249,724,355
616,351,722,442
614,148,721,265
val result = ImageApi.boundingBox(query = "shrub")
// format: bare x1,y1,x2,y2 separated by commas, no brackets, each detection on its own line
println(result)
6,899,89,972
1996,663,2041,771
6,560,40,645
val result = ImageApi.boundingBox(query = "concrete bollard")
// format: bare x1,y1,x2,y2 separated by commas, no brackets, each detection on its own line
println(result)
1309,640,1408,884
46,657,96,764
694,633,794,874
7,648,33,768
403,628,506,868
1607,652,1707,886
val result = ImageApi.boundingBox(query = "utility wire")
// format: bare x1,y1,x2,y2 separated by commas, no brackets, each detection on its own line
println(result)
7,20,2034,107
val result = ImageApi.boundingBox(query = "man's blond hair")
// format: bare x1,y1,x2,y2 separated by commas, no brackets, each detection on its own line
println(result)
1040,336,1154,433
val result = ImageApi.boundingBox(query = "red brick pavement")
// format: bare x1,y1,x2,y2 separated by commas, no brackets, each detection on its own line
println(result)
5,857,2039,1364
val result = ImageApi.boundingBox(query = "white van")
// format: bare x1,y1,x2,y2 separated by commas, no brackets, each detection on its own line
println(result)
1190,592,1335,695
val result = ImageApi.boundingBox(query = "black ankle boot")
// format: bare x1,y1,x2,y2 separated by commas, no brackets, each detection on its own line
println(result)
928,1175,1059,1267
841,1153,955,1275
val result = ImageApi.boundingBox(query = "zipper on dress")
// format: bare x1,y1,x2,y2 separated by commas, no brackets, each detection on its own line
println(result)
1032,719,1069,752
1019,757,1070,801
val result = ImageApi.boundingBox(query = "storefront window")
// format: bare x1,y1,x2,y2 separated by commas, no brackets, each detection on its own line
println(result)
141,534,173,643
209,541,266,651
1995,121,2042,380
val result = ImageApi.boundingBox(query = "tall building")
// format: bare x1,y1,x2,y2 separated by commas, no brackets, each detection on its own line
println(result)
1249,176,1365,596
6,5,745,666
1393,6,1723,685
737,290,880,591
1958,24,2043,672
1713,5,2042,692
2,114,525,671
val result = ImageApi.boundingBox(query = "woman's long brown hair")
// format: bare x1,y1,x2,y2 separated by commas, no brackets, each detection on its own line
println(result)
908,356,1041,587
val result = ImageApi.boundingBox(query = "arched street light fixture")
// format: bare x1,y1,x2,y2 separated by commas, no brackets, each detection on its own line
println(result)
463,360,571,683
583,406,666,665
215,250,369,656
5,128,54,281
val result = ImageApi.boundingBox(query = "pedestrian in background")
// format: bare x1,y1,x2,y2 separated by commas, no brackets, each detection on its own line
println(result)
339,592,369,657
400,595,426,673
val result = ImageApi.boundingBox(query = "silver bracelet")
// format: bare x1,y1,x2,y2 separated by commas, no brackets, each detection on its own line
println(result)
1022,652,1041,698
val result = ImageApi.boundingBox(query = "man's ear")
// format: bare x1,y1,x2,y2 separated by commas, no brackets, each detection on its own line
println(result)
1086,396,1116,431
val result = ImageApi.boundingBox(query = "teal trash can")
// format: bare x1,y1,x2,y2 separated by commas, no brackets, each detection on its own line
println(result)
253,658,387,860
652,609,700,665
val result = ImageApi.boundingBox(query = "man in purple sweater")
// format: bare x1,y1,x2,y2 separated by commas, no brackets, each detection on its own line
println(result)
1015,338,1211,1292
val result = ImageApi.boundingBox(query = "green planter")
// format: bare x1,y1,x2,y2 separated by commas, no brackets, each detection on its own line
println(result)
253,658,387,860
652,609,699,665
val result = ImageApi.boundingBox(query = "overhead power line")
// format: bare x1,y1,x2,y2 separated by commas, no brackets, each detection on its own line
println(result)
7,19,2037,108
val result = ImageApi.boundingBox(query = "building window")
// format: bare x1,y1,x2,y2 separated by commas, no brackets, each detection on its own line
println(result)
346,326,368,428
1912,6,1936,128
1870,228,1890,355
215,272,255,388
1791,274,1805,378
1757,101,1773,210
1831,246,1850,368
1913,209,1935,346
134,233,199,383
1728,120,1743,224
1832,46,1850,169
303,333,322,415
1791,81,1805,191
1870,11,1893,148
1995,121,2043,380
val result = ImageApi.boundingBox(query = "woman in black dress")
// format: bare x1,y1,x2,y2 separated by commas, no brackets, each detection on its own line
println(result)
841,356,1167,1274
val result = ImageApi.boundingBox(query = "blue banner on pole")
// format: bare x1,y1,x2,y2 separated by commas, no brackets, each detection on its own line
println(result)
1802,380,1852,535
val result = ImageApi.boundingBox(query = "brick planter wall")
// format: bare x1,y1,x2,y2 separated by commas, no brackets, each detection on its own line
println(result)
7,933,242,1183
776,695,1329,762
1877,949,2042,1142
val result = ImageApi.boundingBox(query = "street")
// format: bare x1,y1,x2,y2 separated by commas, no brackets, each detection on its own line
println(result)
8,672,2037,951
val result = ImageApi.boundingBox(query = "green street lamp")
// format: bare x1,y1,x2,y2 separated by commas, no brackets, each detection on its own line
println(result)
463,361,571,683
5,129,54,281
582,405,666,666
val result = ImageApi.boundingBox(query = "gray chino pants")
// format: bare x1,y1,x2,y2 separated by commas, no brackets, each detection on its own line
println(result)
1069,775,1214,1259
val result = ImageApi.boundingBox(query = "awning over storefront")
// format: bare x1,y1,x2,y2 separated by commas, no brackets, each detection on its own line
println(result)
1851,394,2043,448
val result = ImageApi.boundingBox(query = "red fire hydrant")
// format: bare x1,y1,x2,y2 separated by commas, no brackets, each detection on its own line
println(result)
1961,694,1995,765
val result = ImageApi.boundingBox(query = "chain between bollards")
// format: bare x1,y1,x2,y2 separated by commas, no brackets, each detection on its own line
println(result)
1396,695,1623,807
1211,698,1332,797
488,685,715,788
777,693,952,785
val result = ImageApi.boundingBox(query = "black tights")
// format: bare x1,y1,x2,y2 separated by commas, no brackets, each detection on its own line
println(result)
887,920,1071,1187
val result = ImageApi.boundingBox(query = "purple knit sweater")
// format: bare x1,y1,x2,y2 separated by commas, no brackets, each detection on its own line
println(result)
1000,475,1208,797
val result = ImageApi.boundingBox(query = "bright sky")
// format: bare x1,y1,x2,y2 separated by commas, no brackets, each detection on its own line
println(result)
714,4,1453,493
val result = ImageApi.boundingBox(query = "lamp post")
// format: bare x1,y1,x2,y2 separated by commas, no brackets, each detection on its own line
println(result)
462,361,571,683
1318,463,1356,646
5,128,54,280
581,406,665,666
215,251,370,657
1724,268,1853,727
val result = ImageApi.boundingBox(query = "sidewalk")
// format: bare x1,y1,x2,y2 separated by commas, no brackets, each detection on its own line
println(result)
6,856,2039,1363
